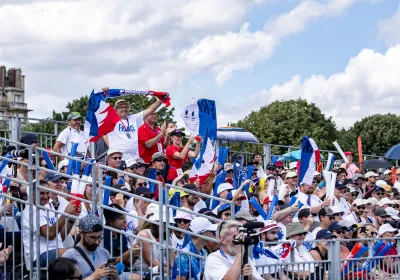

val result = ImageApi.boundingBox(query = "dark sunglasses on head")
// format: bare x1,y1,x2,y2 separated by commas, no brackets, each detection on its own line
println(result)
356,206,366,210
175,219,190,224
137,182,148,187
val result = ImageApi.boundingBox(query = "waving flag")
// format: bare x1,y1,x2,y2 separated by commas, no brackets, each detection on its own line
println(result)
181,99,217,140
299,136,320,186
101,88,171,107
189,135,216,186
84,90,121,142
253,241,295,260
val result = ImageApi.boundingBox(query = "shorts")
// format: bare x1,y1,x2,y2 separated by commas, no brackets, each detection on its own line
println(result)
33,249,59,268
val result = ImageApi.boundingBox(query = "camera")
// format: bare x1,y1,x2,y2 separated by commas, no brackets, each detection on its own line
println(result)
232,221,264,246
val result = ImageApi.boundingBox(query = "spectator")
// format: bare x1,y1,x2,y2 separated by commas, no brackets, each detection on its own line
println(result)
46,173,70,228
172,217,217,280
138,112,175,164
288,162,297,172
311,207,335,239
216,183,233,206
109,184,130,210
57,159,69,174
79,179,99,218
347,185,360,204
283,222,315,278
104,96,168,161
327,221,350,259
343,199,368,225
48,258,82,280
297,209,316,251
235,210,255,224
53,112,88,157
252,152,264,178
149,152,167,184
340,152,362,179
310,229,334,261
103,204,141,268
181,184,200,212
204,221,262,280
377,197,393,209
126,186,154,234
166,130,200,183
374,208,390,231
22,180,77,267
20,133,39,150
377,224,398,274
336,168,347,182
62,214,120,280
282,171,298,201
171,210,193,249
224,163,234,184
107,149,123,170
331,205,345,222
384,170,392,182
295,183,330,218
363,171,378,194
132,158,147,176
217,204,232,221
332,181,351,216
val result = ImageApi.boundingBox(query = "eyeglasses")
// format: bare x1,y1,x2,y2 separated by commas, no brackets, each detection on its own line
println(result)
356,206,366,210
111,156,122,160
154,158,166,163
296,232,307,237
137,182,148,187
86,235,104,242
328,216,335,220
333,230,345,235
123,195,130,200
375,193,385,196
333,213,343,217
313,180,320,184
368,231,377,236
175,219,190,224
351,193,358,197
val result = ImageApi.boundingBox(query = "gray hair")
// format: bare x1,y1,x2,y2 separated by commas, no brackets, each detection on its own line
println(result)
217,220,241,240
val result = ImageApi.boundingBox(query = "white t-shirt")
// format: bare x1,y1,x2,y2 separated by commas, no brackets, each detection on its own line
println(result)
296,192,322,222
107,113,144,161
57,126,88,156
283,245,315,274
22,204,64,261
49,196,70,214
344,213,367,225
194,199,207,213
204,250,263,280
125,209,138,248
332,197,351,216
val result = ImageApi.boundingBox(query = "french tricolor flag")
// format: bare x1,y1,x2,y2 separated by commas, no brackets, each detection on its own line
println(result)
84,90,121,142
299,136,321,186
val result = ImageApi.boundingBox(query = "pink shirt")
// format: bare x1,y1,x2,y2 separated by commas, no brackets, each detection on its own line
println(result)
340,163,359,179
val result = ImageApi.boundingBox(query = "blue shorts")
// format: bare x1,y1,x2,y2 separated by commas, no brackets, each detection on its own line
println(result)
33,249,59,268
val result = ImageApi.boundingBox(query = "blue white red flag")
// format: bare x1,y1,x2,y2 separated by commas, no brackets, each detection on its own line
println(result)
101,88,171,107
299,136,321,186
253,241,296,260
84,90,121,142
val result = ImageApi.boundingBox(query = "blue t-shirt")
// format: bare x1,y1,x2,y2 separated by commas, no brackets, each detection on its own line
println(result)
103,228,129,257
172,239,206,280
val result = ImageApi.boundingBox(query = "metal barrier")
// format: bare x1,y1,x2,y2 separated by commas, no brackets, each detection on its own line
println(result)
0,137,397,280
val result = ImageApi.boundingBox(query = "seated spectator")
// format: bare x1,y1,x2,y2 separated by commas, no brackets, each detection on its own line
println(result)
297,208,316,251
48,258,82,280
62,214,120,280
22,180,77,267
224,163,234,184
138,112,174,164
235,210,255,225
312,207,335,239
79,179,99,218
107,149,123,170
377,224,398,274
53,112,87,158
171,210,193,249
374,208,390,232
204,220,262,280
46,173,69,212
217,204,232,221
57,159,69,174
172,217,217,280
344,199,368,225
310,229,334,261
181,184,200,212
132,158,147,176
109,184,130,210
166,131,200,183
283,222,316,278
328,221,350,259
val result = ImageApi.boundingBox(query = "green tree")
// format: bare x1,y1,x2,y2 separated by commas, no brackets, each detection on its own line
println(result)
338,114,400,155
236,98,338,155
23,94,176,135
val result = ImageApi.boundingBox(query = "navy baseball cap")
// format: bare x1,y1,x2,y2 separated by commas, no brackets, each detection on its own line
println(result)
335,180,346,189
316,229,335,240
328,221,346,232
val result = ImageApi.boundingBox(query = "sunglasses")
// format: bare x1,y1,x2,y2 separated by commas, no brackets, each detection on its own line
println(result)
368,231,377,236
137,182,148,187
175,219,190,224
375,193,385,196
313,180,320,184
356,206,366,210
296,232,307,237
333,213,343,217
135,165,146,169
237,198,245,202
154,158,167,163
394,205,400,209
351,193,358,197
333,230,345,235
111,156,122,160
329,216,336,220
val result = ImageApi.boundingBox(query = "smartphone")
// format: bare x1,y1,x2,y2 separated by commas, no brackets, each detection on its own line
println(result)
106,257,118,267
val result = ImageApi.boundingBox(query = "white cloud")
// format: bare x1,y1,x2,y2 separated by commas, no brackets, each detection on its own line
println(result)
377,4,400,45
227,45,400,129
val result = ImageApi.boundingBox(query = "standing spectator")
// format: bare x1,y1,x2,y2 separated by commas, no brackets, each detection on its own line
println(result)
204,221,262,280
311,207,335,239
107,149,123,170
340,152,362,179
172,217,217,280
150,152,167,183
57,159,69,174
224,163,234,184
363,171,378,194
104,96,168,161
53,112,88,157
138,112,175,164
62,214,120,280
332,181,351,216
166,130,200,183
22,180,77,267
252,152,264,178
20,133,39,150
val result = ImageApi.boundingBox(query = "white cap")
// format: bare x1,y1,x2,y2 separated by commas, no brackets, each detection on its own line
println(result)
259,220,279,234
331,205,344,214
377,197,393,207
368,197,379,206
314,171,321,176
384,170,392,175
217,183,233,194
125,159,136,168
286,171,298,178
107,149,123,157
352,198,367,207
189,217,218,234
365,171,378,178
149,207,175,224
57,159,69,171
378,223,398,236
231,190,247,200
289,162,298,170
174,209,194,221
348,186,356,193
385,207,400,220
224,163,233,171
145,203,159,218
376,180,388,187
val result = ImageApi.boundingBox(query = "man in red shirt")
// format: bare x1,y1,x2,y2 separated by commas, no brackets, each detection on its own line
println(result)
138,112,175,163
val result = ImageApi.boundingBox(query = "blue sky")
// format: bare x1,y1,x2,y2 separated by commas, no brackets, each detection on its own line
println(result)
1,0,400,129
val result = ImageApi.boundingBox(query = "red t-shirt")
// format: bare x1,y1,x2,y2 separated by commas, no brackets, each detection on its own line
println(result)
166,145,187,181
138,123,165,164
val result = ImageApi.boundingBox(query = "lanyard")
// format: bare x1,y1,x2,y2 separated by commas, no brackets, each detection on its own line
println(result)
122,118,130,131
220,249,228,260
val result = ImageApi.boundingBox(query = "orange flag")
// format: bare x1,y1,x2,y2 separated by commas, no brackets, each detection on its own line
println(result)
317,161,323,173
357,136,363,165
392,167,395,184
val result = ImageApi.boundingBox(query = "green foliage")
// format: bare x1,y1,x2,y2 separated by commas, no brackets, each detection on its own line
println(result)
236,98,338,155
338,114,400,155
